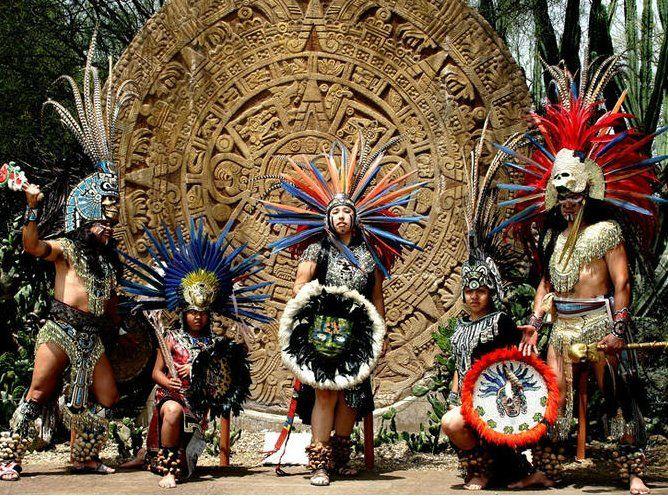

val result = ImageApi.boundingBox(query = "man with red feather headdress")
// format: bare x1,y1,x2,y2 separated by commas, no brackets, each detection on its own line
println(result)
492,56,665,494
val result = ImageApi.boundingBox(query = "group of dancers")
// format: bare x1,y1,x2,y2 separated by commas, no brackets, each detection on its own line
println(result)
0,35,664,495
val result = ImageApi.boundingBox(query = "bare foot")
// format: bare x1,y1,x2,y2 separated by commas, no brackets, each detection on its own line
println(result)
630,475,650,495
508,471,555,489
119,449,146,469
464,475,489,490
158,473,177,489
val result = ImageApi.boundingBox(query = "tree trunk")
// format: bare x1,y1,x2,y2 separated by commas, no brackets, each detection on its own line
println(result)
588,0,622,108
479,0,498,35
532,0,560,95
638,0,655,123
624,0,642,120
560,0,581,77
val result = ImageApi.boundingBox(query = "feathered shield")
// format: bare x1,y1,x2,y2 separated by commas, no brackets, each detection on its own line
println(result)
189,337,252,418
461,347,559,448
279,281,385,390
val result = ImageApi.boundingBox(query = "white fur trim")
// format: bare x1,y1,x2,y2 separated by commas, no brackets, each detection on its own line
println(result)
278,280,386,390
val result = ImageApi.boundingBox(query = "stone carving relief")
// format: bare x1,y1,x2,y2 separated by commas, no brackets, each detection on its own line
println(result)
113,0,531,413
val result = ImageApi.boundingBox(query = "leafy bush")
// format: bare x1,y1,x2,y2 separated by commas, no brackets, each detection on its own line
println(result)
109,417,146,461
203,420,241,456
0,218,51,427
632,316,667,437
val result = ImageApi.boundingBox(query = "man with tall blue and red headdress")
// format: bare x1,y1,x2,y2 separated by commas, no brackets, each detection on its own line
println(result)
492,56,665,494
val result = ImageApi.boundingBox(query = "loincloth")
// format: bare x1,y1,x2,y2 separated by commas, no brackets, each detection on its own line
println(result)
549,296,613,440
35,300,107,410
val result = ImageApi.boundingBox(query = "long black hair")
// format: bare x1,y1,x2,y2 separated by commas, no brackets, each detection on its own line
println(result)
65,224,123,278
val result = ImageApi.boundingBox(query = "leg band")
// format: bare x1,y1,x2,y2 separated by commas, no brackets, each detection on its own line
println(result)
153,447,183,479
69,409,109,464
454,444,493,482
0,431,29,466
306,442,334,471
1,397,41,466
612,445,646,482
330,435,353,471
531,441,567,481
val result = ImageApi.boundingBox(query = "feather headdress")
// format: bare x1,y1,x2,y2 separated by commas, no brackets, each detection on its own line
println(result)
491,56,665,247
119,218,271,325
261,133,426,276
461,117,523,299
43,33,137,232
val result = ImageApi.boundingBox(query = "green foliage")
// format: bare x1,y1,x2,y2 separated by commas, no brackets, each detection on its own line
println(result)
505,283,550,353
0,218,51,427
399,321,455,454
633,316,668,437
203,421,241,457
352,322,456,454
375,408,401,446
109,417,146,461
399,394,448,454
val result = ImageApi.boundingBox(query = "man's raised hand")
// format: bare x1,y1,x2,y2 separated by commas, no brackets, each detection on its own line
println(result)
24,183,43,207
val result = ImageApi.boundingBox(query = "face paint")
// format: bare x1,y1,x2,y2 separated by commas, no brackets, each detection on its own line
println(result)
101,196,119,225
558,192,585,222
308,315,353,358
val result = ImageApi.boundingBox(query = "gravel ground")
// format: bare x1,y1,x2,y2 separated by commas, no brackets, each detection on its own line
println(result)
22,432,668,481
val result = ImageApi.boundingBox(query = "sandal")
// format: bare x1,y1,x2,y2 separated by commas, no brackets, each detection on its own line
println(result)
0,462,21,481
336,466,359,476
71,460,115,475
310,467,330,486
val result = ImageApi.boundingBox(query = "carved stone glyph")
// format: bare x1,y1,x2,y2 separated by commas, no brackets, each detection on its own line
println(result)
113,0,530,413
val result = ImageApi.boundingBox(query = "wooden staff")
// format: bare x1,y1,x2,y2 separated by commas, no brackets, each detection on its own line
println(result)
219,415,231,467
576,368,588,460
570,340,667,459
146,311,178,378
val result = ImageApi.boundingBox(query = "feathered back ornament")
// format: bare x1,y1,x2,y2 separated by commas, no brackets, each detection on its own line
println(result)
43,32,137,232
43,33,136,166
119,218,271,325
491,56,666,248
461,116,523,299
261,132,426,276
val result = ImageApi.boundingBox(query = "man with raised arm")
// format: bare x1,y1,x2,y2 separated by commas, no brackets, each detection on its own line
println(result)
0,36,135,481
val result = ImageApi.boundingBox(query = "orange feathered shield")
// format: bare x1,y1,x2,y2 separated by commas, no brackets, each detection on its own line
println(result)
461,347,559,448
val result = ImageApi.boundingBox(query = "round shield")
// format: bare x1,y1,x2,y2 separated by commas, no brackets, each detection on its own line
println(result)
189,337,251,418
278,281,386,390
104,311,157,418
107,311,156,383
461,347,559,448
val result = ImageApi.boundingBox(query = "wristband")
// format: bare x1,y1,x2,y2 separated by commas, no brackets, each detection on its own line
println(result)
613,307,631,322
612,320,628,340
23,205,40,225
612,307,630,340
528,313,544,332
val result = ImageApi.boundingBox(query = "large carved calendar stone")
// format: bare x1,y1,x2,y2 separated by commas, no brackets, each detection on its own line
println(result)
113,0,531,414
